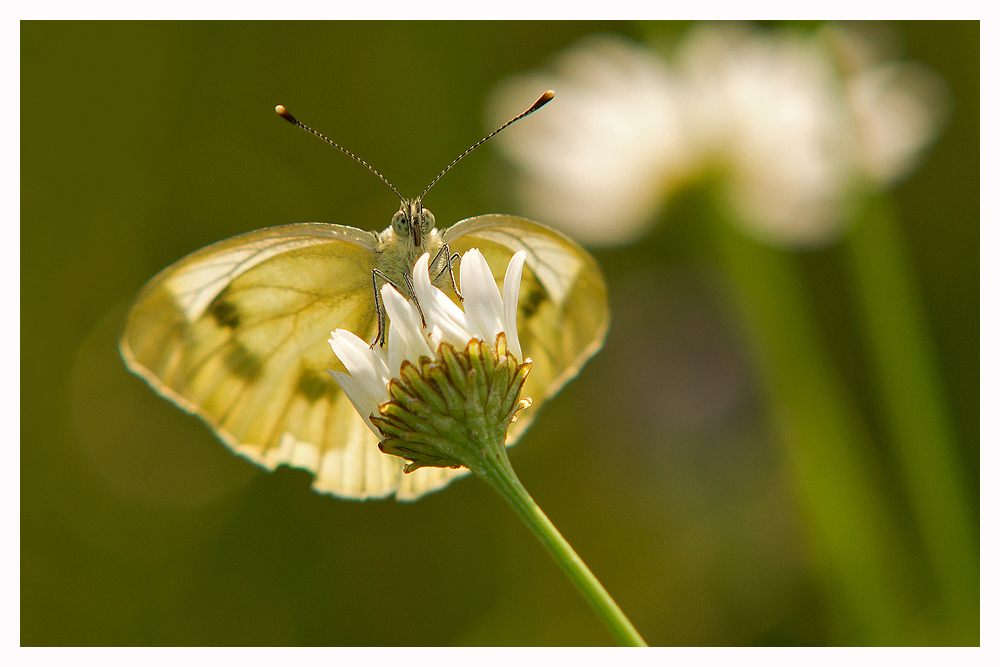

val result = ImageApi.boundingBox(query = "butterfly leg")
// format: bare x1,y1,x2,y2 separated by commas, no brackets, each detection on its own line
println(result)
430,244,463,301
401,271,427,329
371,268,407,348
369,269,387,348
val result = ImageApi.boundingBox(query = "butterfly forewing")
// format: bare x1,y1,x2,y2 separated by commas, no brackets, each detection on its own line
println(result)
445,215,610,446
121,222,466,500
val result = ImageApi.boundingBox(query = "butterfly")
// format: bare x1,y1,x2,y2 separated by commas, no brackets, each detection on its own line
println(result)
120,91,610,501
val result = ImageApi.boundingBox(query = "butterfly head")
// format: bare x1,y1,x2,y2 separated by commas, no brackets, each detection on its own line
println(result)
276,92,554,253
391,199,436,248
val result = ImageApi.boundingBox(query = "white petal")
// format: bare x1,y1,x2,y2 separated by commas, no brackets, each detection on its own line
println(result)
381,282,433,363
501,250,527,362
328,329,390,393
386,317,407,380
460,248,505,345
412,253,474,349
328,329,391,427
327,369,381,436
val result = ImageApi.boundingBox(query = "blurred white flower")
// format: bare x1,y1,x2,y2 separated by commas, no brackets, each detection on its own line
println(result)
488,34,697,247
489,23,949,249
844,60,950,185
678,25,856,246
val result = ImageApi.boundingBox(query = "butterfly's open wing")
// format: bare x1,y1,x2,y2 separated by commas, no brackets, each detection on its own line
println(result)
121,223,466,501
444,215,610,446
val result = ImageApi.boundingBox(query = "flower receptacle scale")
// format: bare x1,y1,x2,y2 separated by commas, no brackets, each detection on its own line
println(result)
373,332,532,475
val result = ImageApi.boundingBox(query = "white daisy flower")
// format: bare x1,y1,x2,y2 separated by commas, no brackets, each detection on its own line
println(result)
323,249,643,644
327,249,529,471
489,24,948,249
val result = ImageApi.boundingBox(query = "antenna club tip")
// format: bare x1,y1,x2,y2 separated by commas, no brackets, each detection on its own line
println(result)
529,90,556,112
275,105,298,124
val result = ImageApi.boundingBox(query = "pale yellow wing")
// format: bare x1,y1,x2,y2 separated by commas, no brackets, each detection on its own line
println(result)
444,215,611,446
120,222,466,501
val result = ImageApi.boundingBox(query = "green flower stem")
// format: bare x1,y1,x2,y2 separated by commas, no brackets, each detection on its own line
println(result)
469,444,648,647
374,336,645,646
846,194,977,640
709,213,915,644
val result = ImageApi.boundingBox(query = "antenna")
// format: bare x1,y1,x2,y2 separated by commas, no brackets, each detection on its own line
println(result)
275,105,405,201
275,90,554,203
419,90,554,200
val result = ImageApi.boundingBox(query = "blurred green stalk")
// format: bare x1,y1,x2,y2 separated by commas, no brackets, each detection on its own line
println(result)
845,194,977,642
710,215,916,644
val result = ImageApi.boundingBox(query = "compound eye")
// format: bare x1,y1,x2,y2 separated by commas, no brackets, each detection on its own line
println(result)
421,208,436,231
391,210,409,236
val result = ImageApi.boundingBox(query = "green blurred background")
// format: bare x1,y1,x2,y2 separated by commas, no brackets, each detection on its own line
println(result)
21,21,978,646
